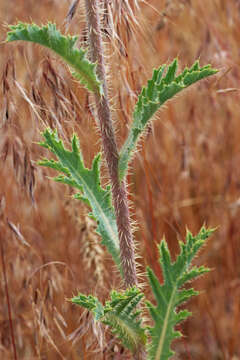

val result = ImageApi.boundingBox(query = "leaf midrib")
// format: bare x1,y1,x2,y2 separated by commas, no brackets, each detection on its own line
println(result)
59,150,119,253
154,286,176,360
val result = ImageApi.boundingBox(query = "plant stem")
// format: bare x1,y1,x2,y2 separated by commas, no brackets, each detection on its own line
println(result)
0,233,18,360
84,0,137,289
84,3,146,358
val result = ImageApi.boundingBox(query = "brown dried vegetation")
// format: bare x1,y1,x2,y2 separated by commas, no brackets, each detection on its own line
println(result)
0,0,240,359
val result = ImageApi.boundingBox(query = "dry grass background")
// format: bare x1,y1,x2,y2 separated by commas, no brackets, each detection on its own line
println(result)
0,0,240,359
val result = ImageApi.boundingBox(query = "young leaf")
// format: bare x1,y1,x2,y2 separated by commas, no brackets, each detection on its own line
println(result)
38,128,121,272
118,59,218,180
6,22,102,95
146,226,214,360
72,286,146,352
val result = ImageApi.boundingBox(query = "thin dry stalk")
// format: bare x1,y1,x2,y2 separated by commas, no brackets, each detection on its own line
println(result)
0,235,18,360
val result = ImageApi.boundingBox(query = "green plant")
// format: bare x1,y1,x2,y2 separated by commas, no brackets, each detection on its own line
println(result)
6,1,217,358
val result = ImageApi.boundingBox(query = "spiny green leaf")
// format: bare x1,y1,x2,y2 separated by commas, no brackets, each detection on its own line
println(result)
71,287,146,352
71,294,104,320
6,22,102,94
119,59,218,180
146,226,214,360
38,128,121,273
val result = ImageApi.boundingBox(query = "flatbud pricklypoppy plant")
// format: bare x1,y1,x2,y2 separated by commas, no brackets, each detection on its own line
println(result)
6,1,217,359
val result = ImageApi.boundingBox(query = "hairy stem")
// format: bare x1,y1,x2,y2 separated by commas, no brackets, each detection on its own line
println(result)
84,0,137,288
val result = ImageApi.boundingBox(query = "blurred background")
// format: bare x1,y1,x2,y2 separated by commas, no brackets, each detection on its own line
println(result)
0,0,239,359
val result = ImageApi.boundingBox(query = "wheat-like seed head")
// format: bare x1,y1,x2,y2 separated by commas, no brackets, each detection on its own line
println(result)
65,198,106,288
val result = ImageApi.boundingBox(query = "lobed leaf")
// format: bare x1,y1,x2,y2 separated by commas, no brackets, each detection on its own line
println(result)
38,128,121,272
146,226,214,360
72,287,146,352
118,59,218,180
71,294,105,320
6,22,102,94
